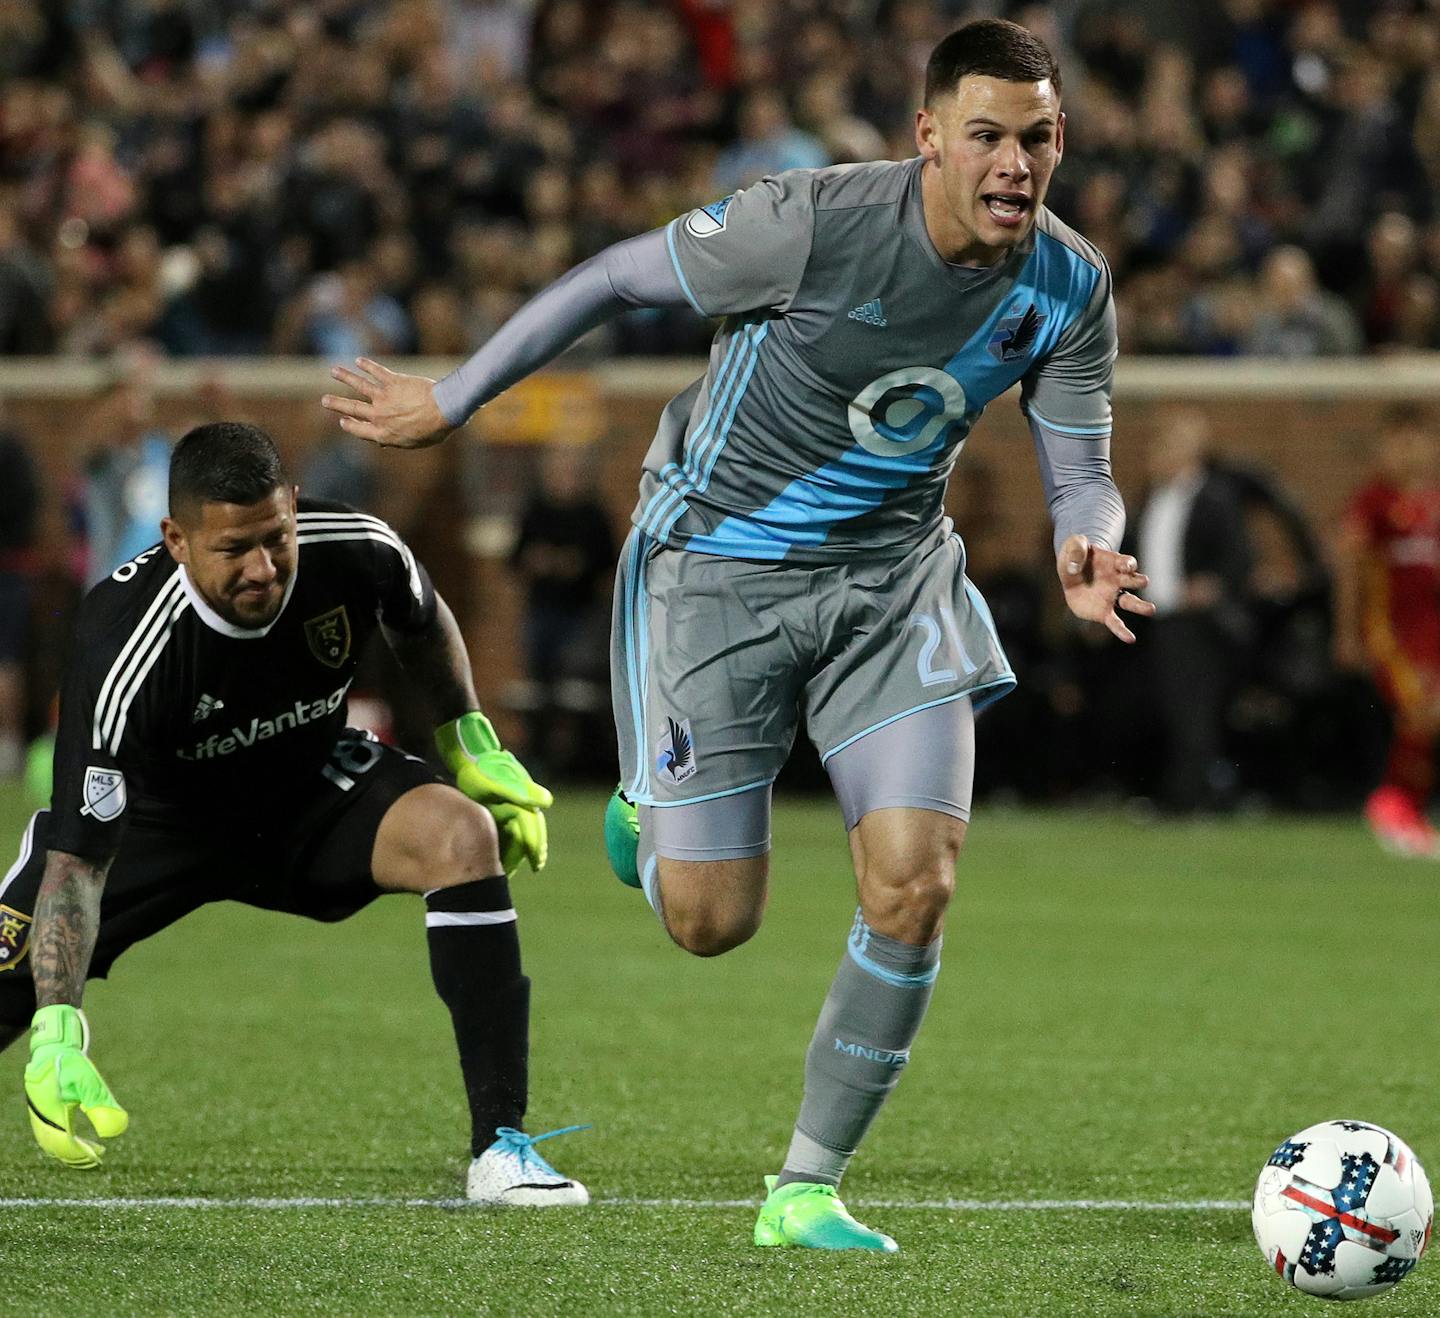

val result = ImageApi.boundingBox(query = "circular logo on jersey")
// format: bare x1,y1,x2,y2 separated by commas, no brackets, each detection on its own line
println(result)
848,367,968,458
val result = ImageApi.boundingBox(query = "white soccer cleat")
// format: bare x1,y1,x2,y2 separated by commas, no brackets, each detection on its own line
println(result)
466,1125,590,1206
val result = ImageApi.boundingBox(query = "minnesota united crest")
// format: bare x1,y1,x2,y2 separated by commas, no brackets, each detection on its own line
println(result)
655,717,697,785
305,606,351,669
988,302,1047,362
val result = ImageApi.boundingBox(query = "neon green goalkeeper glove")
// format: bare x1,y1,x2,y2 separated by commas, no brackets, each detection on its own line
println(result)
24,1004,128,1169
436,712,552,875
488,802,548,875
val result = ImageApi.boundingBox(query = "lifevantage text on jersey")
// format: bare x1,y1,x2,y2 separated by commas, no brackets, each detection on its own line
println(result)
175,681,351,761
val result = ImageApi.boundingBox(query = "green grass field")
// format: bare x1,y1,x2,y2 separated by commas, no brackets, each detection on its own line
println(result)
2,783,1437,1316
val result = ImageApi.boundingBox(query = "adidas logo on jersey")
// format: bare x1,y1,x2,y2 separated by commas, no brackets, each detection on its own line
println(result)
192,693,225,724
176,682,350,761
848,299,888,328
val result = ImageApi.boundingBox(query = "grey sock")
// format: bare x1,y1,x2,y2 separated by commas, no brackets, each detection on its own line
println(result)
777,908,940,1188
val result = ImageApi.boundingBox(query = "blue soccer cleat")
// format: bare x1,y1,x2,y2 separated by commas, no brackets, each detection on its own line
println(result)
603,785,642,888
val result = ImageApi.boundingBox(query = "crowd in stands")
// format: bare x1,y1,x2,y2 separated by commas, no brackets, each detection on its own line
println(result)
0,0,1437,362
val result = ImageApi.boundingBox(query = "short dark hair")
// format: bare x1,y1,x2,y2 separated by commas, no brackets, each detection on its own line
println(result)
168,421,286,514
924,19,1062,106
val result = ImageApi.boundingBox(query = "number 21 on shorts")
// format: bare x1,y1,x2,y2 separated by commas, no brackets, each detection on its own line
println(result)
911,607,979,688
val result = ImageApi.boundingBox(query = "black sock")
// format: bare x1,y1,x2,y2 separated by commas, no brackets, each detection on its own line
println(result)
425,876,529,1157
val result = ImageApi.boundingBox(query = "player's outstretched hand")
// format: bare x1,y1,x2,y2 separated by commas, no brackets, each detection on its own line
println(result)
436,713,553,875
321,357,454,449
1056,534,1156,643
24,1005,128,1169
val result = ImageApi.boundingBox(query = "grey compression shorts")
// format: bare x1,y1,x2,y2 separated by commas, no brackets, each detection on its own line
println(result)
631,697,978,883
610,522,1013,859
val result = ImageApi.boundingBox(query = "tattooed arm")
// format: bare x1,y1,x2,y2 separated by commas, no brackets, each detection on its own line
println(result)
23,848,128,1168
31,850,112,1008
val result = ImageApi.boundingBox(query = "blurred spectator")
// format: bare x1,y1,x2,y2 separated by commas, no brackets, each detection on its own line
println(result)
411,282,472,356
81,370,172,584
1303,51,1425,288
283,118,396,273
1214,456,1334,811
301,434,377,511
448,0,533,84
1132,408,1255,811
1356,211,1440,352
1387,274,1440,354
0,405,39,776
1243,246,1362,357
508,444,616,776
797,77,886,165
713,89,828,193
1334,404,1440,856
277,262,413,359
0,206,52,354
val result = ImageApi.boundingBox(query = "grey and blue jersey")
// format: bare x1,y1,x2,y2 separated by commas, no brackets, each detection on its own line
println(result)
433,155,1122,563
646,158,1116,562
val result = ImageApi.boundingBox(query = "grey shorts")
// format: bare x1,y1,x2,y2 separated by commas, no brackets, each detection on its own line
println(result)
610,522,1013,851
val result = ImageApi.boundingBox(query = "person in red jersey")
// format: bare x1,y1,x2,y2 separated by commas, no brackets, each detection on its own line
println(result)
1335,404,1440,856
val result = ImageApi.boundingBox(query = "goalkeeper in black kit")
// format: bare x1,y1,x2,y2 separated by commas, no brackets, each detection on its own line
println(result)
0,421,587,1204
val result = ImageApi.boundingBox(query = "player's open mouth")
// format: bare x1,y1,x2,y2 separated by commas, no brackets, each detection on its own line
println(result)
982,193,1031,227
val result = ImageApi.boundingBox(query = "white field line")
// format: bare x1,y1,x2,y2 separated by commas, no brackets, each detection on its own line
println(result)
0,1195,1249,1212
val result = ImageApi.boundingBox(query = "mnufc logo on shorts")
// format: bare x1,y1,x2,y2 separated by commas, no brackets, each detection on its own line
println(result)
176,682,351,760
834,1037,909,1067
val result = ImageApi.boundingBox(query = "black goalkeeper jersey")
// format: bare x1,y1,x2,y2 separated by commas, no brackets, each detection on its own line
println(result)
49,500,435,861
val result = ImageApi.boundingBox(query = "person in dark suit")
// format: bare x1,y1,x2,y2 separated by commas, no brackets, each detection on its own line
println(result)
1134,408,1254,810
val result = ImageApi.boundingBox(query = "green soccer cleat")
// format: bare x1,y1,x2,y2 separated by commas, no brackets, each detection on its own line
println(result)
603,785,642,889
753,1175,899,1252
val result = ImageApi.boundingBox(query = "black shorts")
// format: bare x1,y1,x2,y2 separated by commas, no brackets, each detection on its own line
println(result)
0,729,443,1029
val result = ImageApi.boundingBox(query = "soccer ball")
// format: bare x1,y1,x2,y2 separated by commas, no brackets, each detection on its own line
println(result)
1253,1119,1433,1300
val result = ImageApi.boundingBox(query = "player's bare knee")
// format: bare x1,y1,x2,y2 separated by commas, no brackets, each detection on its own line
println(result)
665,905,762,957
860,821,963,942
655,854,767,956
428,798,502,887
864,863,954,938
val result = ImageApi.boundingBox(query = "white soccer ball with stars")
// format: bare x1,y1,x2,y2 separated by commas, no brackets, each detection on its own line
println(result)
1253,1119,1432,1301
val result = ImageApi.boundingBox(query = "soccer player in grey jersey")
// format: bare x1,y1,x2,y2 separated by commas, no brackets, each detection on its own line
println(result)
324,19,1153,1250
